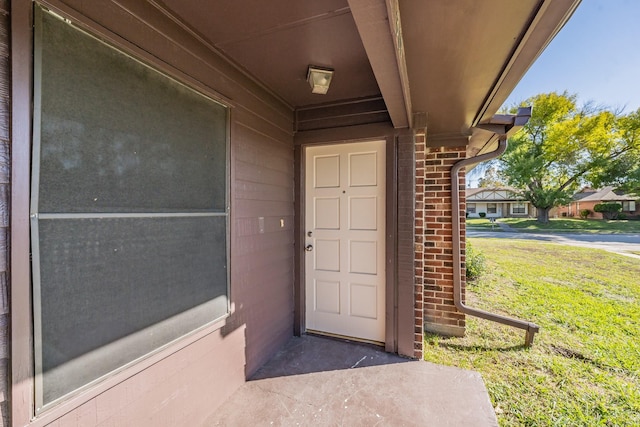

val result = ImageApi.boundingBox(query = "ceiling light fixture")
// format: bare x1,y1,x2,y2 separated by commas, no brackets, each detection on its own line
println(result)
306,66,334,95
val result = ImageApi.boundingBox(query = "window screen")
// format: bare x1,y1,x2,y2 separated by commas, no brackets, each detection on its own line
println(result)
31,6,229,409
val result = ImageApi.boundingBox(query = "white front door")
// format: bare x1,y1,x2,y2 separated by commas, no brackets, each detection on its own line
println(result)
305,140,386,343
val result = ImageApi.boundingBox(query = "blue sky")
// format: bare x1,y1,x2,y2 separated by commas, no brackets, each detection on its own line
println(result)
502,0,640,113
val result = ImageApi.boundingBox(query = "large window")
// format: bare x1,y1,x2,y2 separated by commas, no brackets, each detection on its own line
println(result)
467,203,476,214
487,203,497,214
31,7,229,410
622,201,636,212
511,202,527,215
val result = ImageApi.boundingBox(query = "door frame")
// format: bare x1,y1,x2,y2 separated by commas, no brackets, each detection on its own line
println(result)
294,137,397,352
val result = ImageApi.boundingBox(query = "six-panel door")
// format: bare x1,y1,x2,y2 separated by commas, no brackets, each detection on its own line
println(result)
305,140,386,343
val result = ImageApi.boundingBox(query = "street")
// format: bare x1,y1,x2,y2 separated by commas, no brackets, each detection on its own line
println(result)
468,230,640,259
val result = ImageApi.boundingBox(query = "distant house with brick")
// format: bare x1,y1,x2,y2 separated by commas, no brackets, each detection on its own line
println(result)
555,187,639,219
466,187,535,218
1,1,581,425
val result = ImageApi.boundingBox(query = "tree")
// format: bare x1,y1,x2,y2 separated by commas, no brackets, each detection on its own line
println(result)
477,165,506,188
499,92,640,223
585,108,640,195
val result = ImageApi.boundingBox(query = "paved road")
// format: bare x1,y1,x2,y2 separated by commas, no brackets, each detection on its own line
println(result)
468,230,640,259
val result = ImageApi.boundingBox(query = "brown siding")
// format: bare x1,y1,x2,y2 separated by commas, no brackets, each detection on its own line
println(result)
396,134,416,358
11,1,294,425
0,1,8,426
230,116,294,376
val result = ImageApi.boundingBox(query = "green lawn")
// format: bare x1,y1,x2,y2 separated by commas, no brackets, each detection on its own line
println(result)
499,217,640,233
466,218,503,230
423,238,640,426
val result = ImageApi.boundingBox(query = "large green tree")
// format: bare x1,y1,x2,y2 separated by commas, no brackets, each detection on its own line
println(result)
500,92,640,222
585,108,640,195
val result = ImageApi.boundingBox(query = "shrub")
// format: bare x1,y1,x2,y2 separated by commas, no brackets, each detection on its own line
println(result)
579,209,591,219
594,202,622,220
466,241,486,281
478,212,486,218
618,213,627,220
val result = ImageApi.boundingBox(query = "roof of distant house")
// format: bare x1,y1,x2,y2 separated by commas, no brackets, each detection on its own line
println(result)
466,187,528,202
575,186,636,202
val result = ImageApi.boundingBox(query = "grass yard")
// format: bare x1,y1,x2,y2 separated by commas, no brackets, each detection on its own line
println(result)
466,218,503,230
499,217,640,233
423,238,640,426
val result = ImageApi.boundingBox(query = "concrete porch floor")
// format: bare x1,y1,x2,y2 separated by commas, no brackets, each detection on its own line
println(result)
205,335,498,426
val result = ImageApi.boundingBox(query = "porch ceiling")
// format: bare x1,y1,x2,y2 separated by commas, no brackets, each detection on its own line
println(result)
155,0,580,142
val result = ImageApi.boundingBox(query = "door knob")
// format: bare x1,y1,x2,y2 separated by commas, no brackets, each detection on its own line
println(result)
305,244,313,252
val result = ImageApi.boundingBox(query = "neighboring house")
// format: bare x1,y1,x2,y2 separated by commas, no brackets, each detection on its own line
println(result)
1,1,580,426
555,187,640,219
466,187,535,218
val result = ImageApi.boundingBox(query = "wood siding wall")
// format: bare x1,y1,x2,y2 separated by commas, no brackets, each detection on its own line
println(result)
396,134,416,357
11,1,295,425
0,2,8,426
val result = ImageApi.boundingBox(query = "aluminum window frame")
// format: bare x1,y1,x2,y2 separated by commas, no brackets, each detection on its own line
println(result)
511,202,527,215
30,4,232,413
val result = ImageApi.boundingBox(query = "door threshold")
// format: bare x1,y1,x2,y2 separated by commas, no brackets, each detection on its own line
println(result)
306,330,384,347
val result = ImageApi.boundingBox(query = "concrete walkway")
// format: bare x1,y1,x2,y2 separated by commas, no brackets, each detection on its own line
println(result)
205,335,498,426
468,230,640,259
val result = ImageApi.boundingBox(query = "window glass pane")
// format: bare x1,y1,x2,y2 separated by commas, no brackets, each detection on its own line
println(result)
32,7,229,409
512,203,526,214
38,9,227,213
37,216,228,405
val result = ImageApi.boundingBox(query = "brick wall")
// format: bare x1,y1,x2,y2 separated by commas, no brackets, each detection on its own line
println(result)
417,145,467,338
412,135,425,359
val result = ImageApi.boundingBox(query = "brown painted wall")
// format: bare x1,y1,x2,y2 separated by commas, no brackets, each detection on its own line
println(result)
0,2,9,426
396,134,417,358
10,0,294,425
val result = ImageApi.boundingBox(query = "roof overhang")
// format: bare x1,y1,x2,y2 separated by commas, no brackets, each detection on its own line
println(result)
153,0,581,140
396,0,581,147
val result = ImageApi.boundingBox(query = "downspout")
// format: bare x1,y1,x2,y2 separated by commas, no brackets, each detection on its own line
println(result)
451,136,540,346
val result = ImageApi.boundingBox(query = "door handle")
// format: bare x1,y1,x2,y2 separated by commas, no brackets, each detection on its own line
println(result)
305,244,313,252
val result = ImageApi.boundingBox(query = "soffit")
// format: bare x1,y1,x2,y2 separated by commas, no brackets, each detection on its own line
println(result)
154,0,579,139
400,0,541,141
156,0,381,109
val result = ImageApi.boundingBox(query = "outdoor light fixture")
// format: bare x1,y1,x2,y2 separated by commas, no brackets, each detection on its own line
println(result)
307,66,334,94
